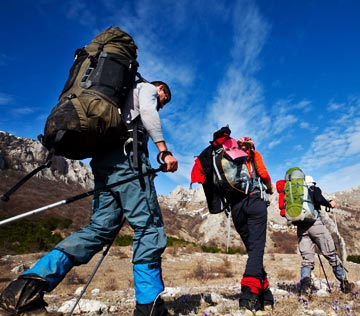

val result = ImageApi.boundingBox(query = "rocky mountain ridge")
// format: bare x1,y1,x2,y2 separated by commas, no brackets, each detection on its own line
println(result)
0,131,94,189
1,131,360,256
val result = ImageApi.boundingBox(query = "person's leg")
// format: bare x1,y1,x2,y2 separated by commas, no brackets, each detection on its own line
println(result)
111,152,168,315
242,196,267,279
260,273,274,310
297,223,315,297
232,195,270,312
22,163,125,287
231,198,249,250
0,150,125,314
311,219,354,293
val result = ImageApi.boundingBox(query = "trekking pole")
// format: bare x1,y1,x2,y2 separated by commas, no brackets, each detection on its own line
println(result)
317,253,332,293
68,215,126,316
0,166,165,226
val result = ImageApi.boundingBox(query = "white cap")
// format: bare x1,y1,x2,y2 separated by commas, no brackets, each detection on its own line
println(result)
305,175,316,186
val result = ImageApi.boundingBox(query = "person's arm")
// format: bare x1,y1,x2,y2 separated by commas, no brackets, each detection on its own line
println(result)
313,187,336,208
137,83,177,172
138,84,165,142
252,150,273,194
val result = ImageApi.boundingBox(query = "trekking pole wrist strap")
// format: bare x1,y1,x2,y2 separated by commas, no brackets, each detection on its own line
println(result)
157,151,173,164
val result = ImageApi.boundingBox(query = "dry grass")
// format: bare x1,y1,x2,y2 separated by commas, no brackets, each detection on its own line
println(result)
269,231,298,254
277,269,297,281
0,248,359,316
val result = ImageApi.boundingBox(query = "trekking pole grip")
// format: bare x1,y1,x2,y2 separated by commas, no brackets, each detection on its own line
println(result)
156,151,173,165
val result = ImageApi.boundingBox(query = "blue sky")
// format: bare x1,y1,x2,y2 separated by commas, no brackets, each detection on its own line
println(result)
1,0,360,195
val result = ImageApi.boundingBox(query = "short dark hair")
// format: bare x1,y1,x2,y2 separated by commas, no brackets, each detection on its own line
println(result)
151,81,172,103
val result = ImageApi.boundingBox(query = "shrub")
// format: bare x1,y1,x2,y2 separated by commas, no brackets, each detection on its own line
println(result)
0,217,71,255
200,244,220,253
114,234,132,246
167,236,191,247
347,254,360,264
227,246,247,255
270,231,297,254
189,261,207,280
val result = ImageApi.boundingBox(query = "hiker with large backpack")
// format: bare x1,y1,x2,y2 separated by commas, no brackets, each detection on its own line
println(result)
0,26,177,316
276,170,354,299
191,127,274,315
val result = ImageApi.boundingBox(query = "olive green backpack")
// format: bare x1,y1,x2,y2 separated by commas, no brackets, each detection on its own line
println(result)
40,26,139,160
283,167,317,222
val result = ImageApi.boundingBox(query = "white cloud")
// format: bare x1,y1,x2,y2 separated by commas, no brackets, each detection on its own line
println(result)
345,119,360,155
298,97,360,192
11,107,36,116
294,99,311,110
202,2,270,139
318,163,360,194
144,1,273,185
63,0,97,26
327,100,344,112
0,93,13,105
300,121,314,131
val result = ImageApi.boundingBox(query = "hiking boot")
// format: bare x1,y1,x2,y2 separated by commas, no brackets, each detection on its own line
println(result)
340,280,355,294
261,287,274,309
134,297,170,316
299,277,312,299
239,286,262,314
0,275,49,315
26,309,49,316
0,307,63,316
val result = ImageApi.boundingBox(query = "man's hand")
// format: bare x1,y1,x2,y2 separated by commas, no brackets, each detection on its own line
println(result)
163,154,178,172
266,183,274,195
329,200,336,208
155,142,178,172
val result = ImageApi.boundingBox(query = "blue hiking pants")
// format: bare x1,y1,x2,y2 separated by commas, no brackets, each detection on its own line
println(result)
231,193,268,280
23,147,167,302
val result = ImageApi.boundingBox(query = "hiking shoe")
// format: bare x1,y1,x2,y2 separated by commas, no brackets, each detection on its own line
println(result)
261,287,274,310
239,286,262,314
0,275,48,315
340,280,355,294
300,277,312,298
0,307,62,316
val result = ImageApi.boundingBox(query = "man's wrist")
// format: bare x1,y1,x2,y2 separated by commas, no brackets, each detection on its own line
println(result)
157,150,173,164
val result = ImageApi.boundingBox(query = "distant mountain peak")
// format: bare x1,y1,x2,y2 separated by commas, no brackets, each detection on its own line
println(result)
0,131,93,189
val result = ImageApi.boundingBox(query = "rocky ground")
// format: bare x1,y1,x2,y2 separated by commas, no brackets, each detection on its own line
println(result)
0,246,359,316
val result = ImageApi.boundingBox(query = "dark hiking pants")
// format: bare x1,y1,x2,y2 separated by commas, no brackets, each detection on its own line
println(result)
231,193,268,279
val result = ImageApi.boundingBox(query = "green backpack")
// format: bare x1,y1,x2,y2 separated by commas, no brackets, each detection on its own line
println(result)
283,167,317,222
40,26,139,160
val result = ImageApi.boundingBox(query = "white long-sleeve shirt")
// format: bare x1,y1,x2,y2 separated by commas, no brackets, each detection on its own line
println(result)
122,82,164,144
